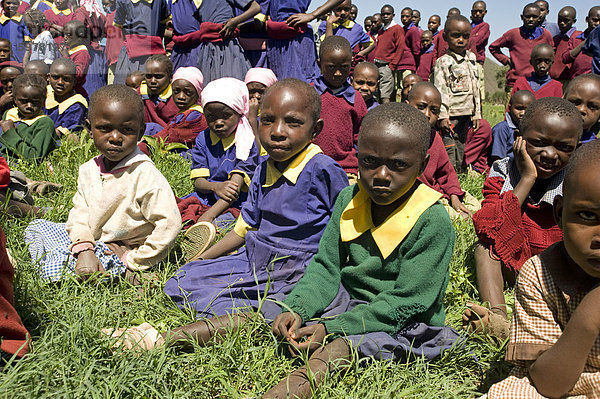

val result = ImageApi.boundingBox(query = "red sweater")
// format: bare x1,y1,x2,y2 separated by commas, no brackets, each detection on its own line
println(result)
510,76,563,99
0,156,9,189
470,22,490,64
104,11,123,67
153,108,208,148
550,29,579,80
44,8,74,46
419,131,464,199
473,174,562,272
396,24,420,71
489,28,553,87
416,48,434,80
464,118,492,173
373,24,405,69
562,32,592,79
68,45,90,97
312,91,367,175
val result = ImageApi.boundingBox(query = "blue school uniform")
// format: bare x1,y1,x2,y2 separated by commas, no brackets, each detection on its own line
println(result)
491,112,517,160
583,25,600,75
187,127,260,207
317,20,372,50
45,87,88,136
0,14,28,62
233,0,269,68
168,0,202,70
31,0,53,12
164,144,348,318
267,0,319,82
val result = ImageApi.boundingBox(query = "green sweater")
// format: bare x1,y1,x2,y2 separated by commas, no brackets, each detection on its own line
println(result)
283,185,455,336
0,114,56,160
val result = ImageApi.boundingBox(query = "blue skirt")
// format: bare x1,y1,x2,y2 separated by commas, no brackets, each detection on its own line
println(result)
196,39,250,84
24,220,126,282
113,48,150,85
164,231,316,318
267,28,319,82
83,48,107,97
171,44,202,72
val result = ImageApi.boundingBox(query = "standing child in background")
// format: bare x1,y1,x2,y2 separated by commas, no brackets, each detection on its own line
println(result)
43,0,73,48
102,0,122,85
400,72,421,102
470,1,490,66
0,74,55,160
112,0,168,85
153,66,207,150
22,9,55,65
373,4,404,103
535,0,559,37
412,9,421,29
487,140,600,399
428,14,441,37
433,15,481,173
45,58,87,138
510,43,563,100
465,98,582,340
312,36,367,184
0,0,28,62
351,61,379,111
395,7,420,90
550,6,577,82
564,74,600,144
140,55,178,128
489,3,553,90
0,63,22,115
432,8,461,64
562,6,599,79
416,30,434,80
60,20,90,97
491,90,535,162
24,84,181,282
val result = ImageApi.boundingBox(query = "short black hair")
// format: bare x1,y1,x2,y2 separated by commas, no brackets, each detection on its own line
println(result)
444,15,470,31
381,4,394,13
127,70,145,79
472,1,487,8
354,61,378,76
531,43,553,58
359,102,431,159
447,7,461,16
564,139,600,194
263,78,321,124
523,2,541,14
520,97,583,140
13,73,46,96
50,58,76,75
64,20,87,39
407,81,441,102
421,30,433,38
25,60,49,75
23,8,47,27
319,35,352,60
401,7,412,13
559,6,576,17
145,54,173,79
535,0,548,9
565,73,600,95
89,84,144,125
510,89,535,105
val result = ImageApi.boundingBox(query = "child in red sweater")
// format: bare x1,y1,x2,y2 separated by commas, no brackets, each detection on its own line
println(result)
561,6,600,79
139,54,179,128
416,30,434,80
550,6,577,81
59,20,89,97
312,36,367,183
395,7,420,89
489,3,553,89
465,97,583,340
510,43,563,100
372,4,404,103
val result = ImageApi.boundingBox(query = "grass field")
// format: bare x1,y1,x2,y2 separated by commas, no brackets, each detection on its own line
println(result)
0,105,512,398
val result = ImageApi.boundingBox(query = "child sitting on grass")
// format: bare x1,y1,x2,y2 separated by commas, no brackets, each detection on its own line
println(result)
563,74,600,144
465,97,583,340
105,102,457,399
491,90,536,163
487,139,600,398
351,61,379,111
510,43,563,100
24,84,181,282
153,66,207,150
0,74,56,160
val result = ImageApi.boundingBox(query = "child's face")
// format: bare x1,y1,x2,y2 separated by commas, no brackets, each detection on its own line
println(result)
522,112,578,180
54,0,69,10
428,16,440,32
349,5,357,21
351,66,378,102
358,122,426,206
411,10,420,26
87,100,144,171
421,32,432,49
0,41,11,63
535,1,548,21
49,64,76,99
204,102,240,139
318,48,352,89
172,79,198,111
471,2,487,23
531,47,554,77
333,0,351,24
0,67,21,93
23,15,40,36
555,169,600,279
258,86,321,164
14,85,44,119
406,86,442,127
400,9,412,27
371,14,383,31
508,95,533,127
144,60,170,96
364,18,372,32
401,75,421,101
63,25,83,48
125,74,143,90
444,20,471,55
2,0,18,17
247,81,267,105
565,80,600,131
102,0,114,12
587,8,600,30
380,7,394,26
557,10,576,35
521,6,541,30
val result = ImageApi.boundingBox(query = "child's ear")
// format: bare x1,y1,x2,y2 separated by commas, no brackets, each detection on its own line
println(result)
85,118,93,139
138,123,146,141
419,153,430,175
311,118,324,140
553,195,564,228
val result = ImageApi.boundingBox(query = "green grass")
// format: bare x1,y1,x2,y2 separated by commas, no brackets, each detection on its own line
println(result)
0,113,512,398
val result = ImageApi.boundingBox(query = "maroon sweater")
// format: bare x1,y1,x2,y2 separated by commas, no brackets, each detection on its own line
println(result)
419,131,464,200
510,76,563,99
489,28,553,87
471,22,490,64
562,32,592,79
373,24,405,69
396,24,420,71
416,47,434,80
550,29,579,80
312,88,367,175
44,8,75,46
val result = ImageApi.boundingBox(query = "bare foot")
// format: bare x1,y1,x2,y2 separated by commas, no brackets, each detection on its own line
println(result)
462,302,509,340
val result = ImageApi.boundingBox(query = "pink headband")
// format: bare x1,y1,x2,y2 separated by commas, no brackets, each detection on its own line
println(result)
201,78,254,161
172,67,204,104
244,68,277,88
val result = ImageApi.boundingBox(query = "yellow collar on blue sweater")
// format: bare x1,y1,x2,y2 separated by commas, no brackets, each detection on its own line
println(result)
209,131,235,151
0,13,22,24
263,143,321,187
340,183,442,259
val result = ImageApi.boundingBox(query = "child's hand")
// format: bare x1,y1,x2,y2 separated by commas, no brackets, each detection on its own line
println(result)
0,91,12,107
326,12,340,25
286,13,314,27
220,18,238,39
450,194,472,219
472,119,480,132
287,323,327,355
272,311,301,341
212,181,240,203
0,120,14,132
513,136,537,180
74,250,104,280
106,242,132,260
248,97,259,120
439,119,454,137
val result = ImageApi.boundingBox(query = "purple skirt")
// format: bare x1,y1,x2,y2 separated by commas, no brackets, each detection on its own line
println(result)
83,48,107,97
261,285,464,361
171,44,201,72
164,230,316,318
267,28,319,82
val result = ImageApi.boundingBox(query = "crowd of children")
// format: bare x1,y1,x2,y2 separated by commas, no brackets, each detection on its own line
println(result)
0,0,598,397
